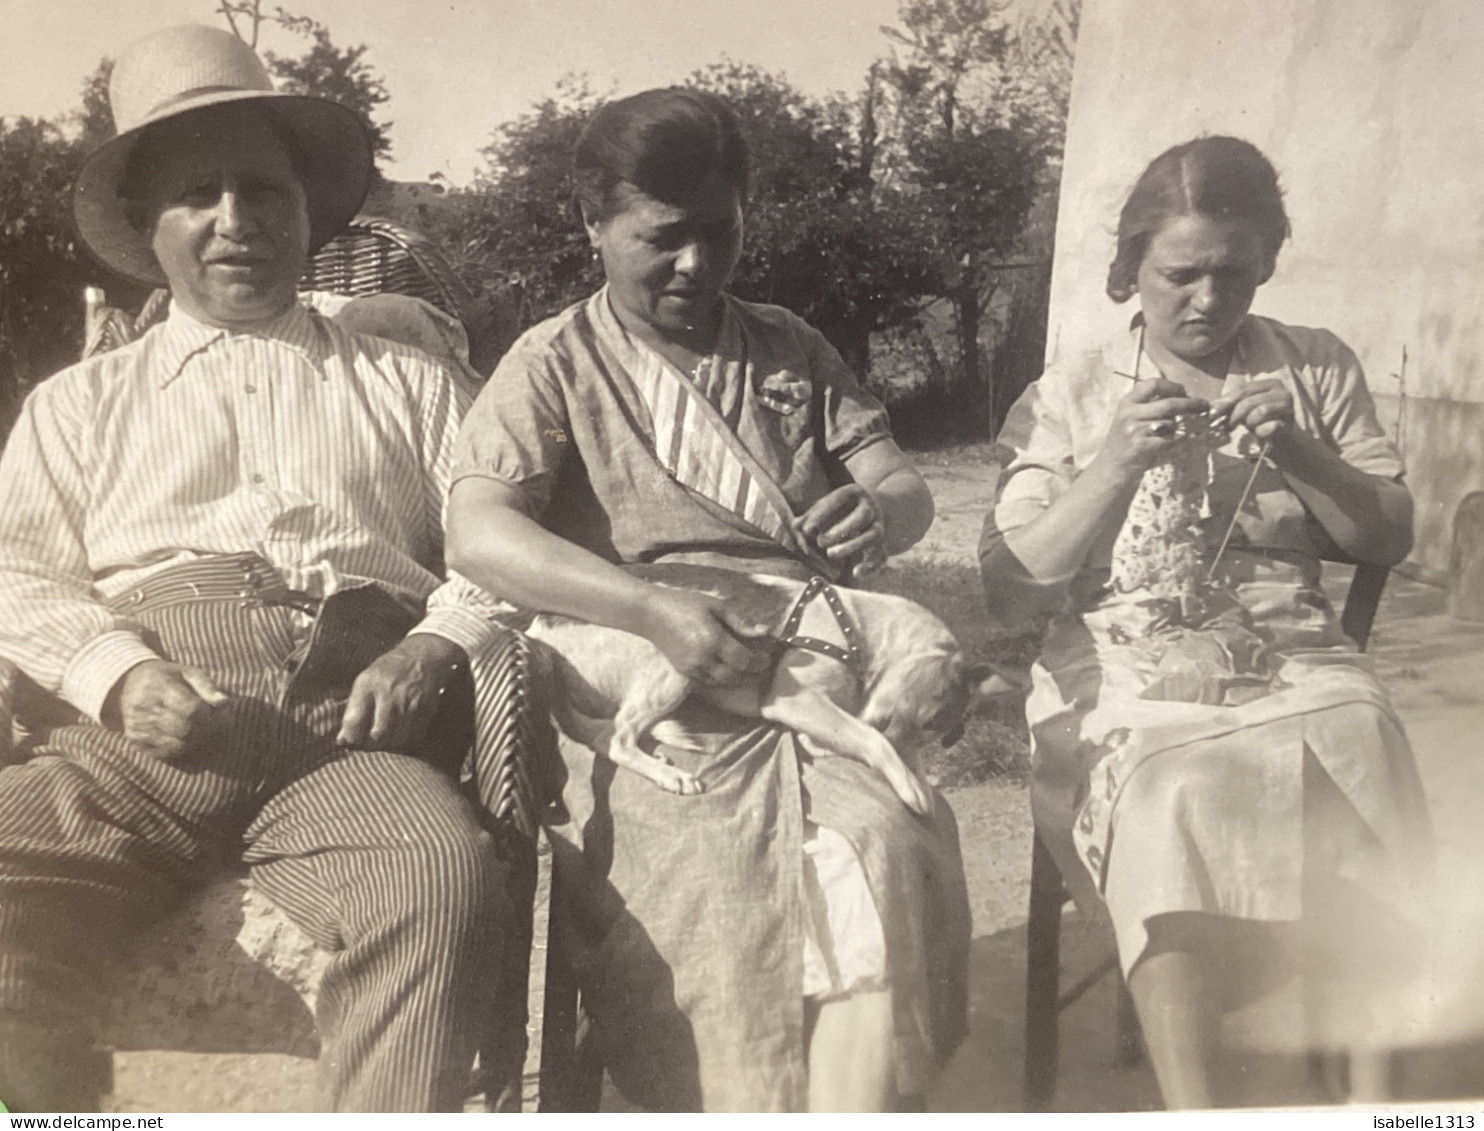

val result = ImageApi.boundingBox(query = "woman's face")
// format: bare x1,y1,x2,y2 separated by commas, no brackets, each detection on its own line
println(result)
586,174,744,339
1136,213,1273,361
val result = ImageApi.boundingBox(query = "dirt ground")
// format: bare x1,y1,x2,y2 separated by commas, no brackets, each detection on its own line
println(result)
108,444,1484,1112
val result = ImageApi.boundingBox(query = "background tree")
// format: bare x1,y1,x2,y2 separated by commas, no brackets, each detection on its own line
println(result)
0,55,153,440
693,62,941,371
445,65,944,374
0,117,89,436
433,76,602,329
871,0,1070,435
0,1,1079,444
219,1,394,167
75,57,115,147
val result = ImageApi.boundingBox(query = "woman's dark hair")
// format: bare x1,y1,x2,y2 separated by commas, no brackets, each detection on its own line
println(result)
1106,136,1290,303
573,87,751,223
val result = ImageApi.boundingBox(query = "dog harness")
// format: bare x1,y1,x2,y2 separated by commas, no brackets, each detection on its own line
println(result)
776,576,861,671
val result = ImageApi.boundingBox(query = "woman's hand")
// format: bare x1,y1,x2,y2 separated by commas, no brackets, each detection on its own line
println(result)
1211,378,1294,441
794,484,888,579
640,587,775,687
1095,378,1211,478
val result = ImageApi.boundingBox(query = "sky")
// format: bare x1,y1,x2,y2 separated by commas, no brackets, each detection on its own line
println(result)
0,0,906,185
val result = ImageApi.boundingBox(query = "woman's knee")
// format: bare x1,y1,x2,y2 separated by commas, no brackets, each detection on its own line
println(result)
1115,750,1258,838
1117,756,1195,818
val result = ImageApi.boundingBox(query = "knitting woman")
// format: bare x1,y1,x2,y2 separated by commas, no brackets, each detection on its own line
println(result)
980,137,1432,1108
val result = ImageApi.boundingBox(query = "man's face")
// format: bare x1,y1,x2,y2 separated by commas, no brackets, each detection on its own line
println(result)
137,110,310,328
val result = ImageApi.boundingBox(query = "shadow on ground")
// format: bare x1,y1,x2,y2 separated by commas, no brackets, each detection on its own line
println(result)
930,914,1161,1112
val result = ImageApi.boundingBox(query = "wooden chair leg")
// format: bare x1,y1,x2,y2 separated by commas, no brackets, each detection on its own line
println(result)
1024,830,1065,1109
479,833,538,1111
536,864,604,1112
1115,977,1143,1066
569,1001,605,1111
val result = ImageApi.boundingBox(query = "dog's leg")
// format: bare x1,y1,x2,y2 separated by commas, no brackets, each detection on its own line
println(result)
607,661,707,796
763,691,932,817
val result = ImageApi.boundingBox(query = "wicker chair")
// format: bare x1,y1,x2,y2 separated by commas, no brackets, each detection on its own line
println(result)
1020,555,1392,1109
41,217,563,1110
302,216,473,316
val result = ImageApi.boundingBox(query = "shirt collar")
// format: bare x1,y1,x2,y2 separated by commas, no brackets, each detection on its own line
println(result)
154,299,326,388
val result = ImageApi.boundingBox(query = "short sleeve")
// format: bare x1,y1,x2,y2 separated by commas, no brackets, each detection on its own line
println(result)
800,324,892,461
987,375,1078,539
1300,333,1404,481
978,371,1083,621
450,334,572,515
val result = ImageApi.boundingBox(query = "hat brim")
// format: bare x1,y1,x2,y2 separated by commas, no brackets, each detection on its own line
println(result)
74,90,374,286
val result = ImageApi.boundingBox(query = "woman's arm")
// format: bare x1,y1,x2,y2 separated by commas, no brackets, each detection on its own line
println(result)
1216,380,1413,565
983,378,1208,626
445,477,771,685
854,438,936,554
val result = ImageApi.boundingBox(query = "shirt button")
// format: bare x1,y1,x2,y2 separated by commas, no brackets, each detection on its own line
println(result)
245,384,257,394
251,473,265,484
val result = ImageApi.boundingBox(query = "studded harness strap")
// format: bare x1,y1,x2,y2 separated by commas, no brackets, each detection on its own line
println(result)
776,576,861,672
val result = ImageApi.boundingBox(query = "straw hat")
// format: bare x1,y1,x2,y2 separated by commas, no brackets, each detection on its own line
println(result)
74,24,374,285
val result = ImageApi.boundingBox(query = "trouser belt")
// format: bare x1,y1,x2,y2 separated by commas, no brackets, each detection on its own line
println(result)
108,553,327,617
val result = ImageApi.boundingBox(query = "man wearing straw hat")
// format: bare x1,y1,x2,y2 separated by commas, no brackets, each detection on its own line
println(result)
0,26,513,1111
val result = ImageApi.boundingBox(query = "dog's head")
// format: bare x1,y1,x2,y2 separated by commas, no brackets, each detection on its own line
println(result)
861,649,1025,766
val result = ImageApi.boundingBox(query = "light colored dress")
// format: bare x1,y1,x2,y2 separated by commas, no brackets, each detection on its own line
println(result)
982,315,1433,974
451,289,971,1110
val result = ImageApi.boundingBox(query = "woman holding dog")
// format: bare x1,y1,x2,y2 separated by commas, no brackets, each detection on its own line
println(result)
981,136,1432,1107
444,88,970,1111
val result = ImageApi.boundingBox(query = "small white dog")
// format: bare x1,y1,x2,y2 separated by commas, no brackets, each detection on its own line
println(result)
525,563,1017,815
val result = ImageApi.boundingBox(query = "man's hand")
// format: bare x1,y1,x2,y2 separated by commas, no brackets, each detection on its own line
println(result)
103,659,229,760
795,484,888,579
337,634,467,752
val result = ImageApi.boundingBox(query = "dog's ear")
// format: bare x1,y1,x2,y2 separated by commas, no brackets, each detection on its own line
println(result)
962,661,1028,706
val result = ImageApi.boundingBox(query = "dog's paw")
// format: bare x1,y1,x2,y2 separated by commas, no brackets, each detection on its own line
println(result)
884,764,934,818
866,754,926,813
642,761,707,797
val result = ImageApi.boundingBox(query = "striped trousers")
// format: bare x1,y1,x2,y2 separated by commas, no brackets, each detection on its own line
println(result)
0,557,512,1112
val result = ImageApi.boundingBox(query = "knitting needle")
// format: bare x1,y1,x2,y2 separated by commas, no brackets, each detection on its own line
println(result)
1206,434,1273,581
1115,323,1146,382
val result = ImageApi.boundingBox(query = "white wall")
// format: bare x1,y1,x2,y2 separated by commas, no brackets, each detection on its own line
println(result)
1049,0,1484,574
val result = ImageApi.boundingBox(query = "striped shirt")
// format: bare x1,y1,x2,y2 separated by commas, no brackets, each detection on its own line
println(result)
0,302,492,722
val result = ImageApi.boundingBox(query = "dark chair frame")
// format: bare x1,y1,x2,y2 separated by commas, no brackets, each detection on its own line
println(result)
1020,556,1392,1109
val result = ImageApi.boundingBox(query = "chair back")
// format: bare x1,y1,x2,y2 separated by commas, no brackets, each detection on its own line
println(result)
299,215,478,326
